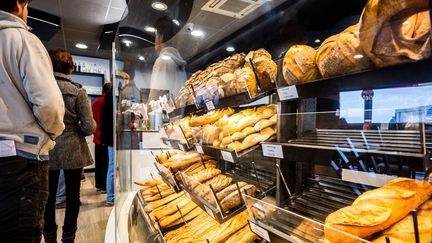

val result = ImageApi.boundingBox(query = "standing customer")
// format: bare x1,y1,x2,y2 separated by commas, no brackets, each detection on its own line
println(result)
92,82,112,192
101,85,114,205
43,49,96,243
0,1,65,242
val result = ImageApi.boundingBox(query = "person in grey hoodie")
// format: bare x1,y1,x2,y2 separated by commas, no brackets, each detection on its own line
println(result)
0,0,65,242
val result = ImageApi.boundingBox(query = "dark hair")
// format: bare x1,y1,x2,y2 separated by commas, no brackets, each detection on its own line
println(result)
154,15,177,42
0,0,31,13
102,82,112,94
48,49,74,75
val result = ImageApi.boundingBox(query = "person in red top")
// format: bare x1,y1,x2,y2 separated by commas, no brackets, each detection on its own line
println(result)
92,82,112,192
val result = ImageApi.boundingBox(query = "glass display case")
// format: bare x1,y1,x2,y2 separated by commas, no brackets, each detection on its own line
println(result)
111,0,432,242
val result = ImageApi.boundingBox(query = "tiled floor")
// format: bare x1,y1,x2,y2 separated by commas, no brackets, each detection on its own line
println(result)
51,172,112,243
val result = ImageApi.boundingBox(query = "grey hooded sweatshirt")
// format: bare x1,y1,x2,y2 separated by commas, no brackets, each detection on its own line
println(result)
0,10,65,160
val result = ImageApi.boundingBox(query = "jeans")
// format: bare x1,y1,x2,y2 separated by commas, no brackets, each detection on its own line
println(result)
56,170,66,204
94,144,108,190
44,168,82,234
0,156,48,243
106,146,114,203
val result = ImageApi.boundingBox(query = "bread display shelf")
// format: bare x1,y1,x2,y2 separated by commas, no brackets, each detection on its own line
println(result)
203,135,276,163
154,162,182,193
135,192,167,243
243,176,374,243
161,137,192,152
169,90,275,118
262,129,431,177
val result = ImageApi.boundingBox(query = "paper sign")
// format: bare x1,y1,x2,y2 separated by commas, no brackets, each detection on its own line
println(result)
249,221,270,242
277,85,298,101
221,150,235,163
195,144,204,154
262,144,284,159
0,140,16,157
204,205,215,219
205,100,215,111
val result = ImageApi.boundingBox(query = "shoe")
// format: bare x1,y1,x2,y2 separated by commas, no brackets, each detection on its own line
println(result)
55,201,66,209
100,190,106,194
106,201,114,207
96,188,101,192
43,225,58,243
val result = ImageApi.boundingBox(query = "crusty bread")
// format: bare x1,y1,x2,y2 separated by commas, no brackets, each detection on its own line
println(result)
234,66,258,98
245,48,278,90
324,178,432,242
144,191,184,212
231,127,258,141
220,184,257,212
316,24,373,78
216,182,248,200
254,118,276,131
359,0,430,67
373,199,432,243
225,225,257,243
283,45,321,85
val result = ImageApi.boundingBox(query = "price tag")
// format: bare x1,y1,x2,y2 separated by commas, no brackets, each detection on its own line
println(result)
205,100,215,111
204,205,215,219
221,150,235,163
195,143,204,154
249,221,270,242
277,85,298,101
262,144,284,159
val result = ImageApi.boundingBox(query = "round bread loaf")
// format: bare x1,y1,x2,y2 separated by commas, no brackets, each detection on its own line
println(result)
283,45,320,85
359,0,431,67
316,24,373,78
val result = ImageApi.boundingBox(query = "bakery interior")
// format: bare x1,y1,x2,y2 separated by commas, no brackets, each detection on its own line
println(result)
29,0,432,242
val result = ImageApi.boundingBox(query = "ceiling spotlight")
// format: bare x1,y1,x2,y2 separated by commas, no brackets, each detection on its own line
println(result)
314,39,321,43
122,39,132,47
104,30,114,34
75,43,88,49
138,56,145,61
191,30,204,37
152,2,167,11
226,46,235,52
172,19,180,26
353,54,364,59
144,26,156,32
161,55,171,60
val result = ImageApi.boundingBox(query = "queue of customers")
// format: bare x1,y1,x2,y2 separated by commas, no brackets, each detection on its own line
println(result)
0,1,114,242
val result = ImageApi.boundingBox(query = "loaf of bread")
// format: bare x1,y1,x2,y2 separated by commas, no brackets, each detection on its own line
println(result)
359,0,431,67
256,104,277,119
156,151,177,164
202,124,221,145
234,66,258,98
222,116,260,136
220,184,257,212
182,160,217,176
140,183,172,197
216,182,248,200
189,108,235,127
260,127,276,137
164,206,205,229
165,152,212,171
324,178,432,242
230,127,258,141
283,45,321,85
134,179,163,187
373,199,432,243
150,195,190,221
204,210,249,243
144,191,184,212
158,202,198,228
241,133,271,151
254,118,276,131
164,213,214,242
225,225,258,243
245,48,277,90
316,24,373,78
191,168,222,183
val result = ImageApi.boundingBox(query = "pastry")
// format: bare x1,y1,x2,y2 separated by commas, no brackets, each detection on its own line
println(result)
283,45,321,85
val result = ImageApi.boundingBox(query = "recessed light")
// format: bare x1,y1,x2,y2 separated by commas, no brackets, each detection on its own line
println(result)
314,39,321,43
75,43,88,49
122,39,132,47
161,55,171,60
172,19,180,26
191,30,204,37
104,30,114,34
152,2,167,11
353,54,364,59
144,26,156,32
226,46,235,52
138,56,145,61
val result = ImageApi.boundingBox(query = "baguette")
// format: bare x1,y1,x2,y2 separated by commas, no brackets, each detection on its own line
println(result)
324,178,432,242
260,127,276,137
164,213,211,242
165,153,211,171
223,116,260,135
191,168,222,183
216,182,248,200
225,225,258,243
144,192,184,212
240,133,271,151
182,160,217,176
150,195,190,221
142,189,175,202
164,206,205,229
159,203,198,228
231,127,257,141
254,118,276,131
373,200,432,243
204,210,249,243
256,104,277,119
220,184,257,212
195,175,233,201
134,179,163,187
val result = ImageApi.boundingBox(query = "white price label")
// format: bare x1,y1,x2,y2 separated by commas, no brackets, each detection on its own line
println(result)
277,85,298,101
204,205,215,219
262,144,284,159
195,144,204,154
249,221,270,242
221,150,235,163
205,100,215,111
